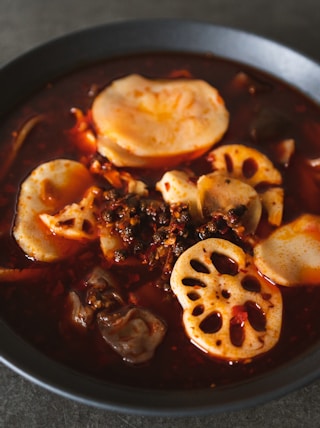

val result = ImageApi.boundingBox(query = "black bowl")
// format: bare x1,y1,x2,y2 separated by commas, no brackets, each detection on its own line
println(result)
1,19,320,416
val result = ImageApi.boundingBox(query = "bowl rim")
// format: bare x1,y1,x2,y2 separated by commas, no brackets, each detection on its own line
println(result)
1,18,320,416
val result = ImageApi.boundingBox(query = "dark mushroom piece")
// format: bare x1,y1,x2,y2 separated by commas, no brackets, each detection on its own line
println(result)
85,266,124,312
97,306,167,364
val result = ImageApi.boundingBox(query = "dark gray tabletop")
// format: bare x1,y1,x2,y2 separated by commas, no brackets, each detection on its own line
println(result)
1,0,320,426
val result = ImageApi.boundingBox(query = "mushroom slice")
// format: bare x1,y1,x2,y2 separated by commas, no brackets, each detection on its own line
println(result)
254,214,320,286
170,238,282,361
39,186,102,241
13,159,93,262
156,170,201,220
209,144,282,187
197,172,262,233
92,74,229,167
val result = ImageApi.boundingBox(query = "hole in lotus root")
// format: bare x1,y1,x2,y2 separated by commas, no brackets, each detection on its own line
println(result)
210,252,238,275
190,259,210,273
230,319,245,347
82,219,95,235
245,300,266,331
182,278,207,288
187,291,201,301
221,289,231,299
241,275,261,292
242,157,258,179
192,304,205,316
199,312,222,333
224,153,234,173
57,218,75,228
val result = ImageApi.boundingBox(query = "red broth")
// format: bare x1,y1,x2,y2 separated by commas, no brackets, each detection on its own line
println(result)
1,52,320,389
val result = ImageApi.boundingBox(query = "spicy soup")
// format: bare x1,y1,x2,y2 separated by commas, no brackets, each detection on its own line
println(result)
1,52,320,389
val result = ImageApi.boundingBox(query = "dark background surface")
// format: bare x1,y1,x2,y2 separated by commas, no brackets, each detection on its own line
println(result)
1,0,320,426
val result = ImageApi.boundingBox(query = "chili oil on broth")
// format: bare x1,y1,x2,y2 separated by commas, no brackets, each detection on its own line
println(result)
0,52,320,390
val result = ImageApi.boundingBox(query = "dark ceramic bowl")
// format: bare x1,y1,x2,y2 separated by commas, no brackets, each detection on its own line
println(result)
1,19,320,416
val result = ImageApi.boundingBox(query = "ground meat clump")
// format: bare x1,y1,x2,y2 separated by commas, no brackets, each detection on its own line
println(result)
99,189,251,289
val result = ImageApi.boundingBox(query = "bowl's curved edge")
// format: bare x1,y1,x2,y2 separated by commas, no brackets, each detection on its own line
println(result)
1,18,320,113
1,18,320,416
2,318,320,416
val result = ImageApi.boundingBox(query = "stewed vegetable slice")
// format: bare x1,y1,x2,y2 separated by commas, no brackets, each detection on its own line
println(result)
92,74,229,167
13,159,93,261
171,238,282,360
254,214,320,286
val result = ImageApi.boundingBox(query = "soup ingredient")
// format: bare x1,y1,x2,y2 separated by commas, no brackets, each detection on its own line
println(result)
97,185,250,289
0,115,44,182
13,159,93,262
197,172,262,234
69,266,124,328
69,266,167,364
92,74,229,167
274,138,295,166
170,238,282,360
97,306,167,364
39,186,102,241
254,214,320,286
259,187,284,227
155,170,201,220
208,144,283,226
208,144,282,187
98,190,195,280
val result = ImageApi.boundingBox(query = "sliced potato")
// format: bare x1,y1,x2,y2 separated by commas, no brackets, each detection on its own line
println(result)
254,214,320,286
171,238,282,360
13,159,93,262
96,136,150,168
92,74,229,167
96,135,216,169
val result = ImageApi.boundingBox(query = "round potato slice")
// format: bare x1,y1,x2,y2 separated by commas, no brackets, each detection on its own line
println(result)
13,159,93,262
92,74,229,167
254,214,320,286
170,238,282,361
